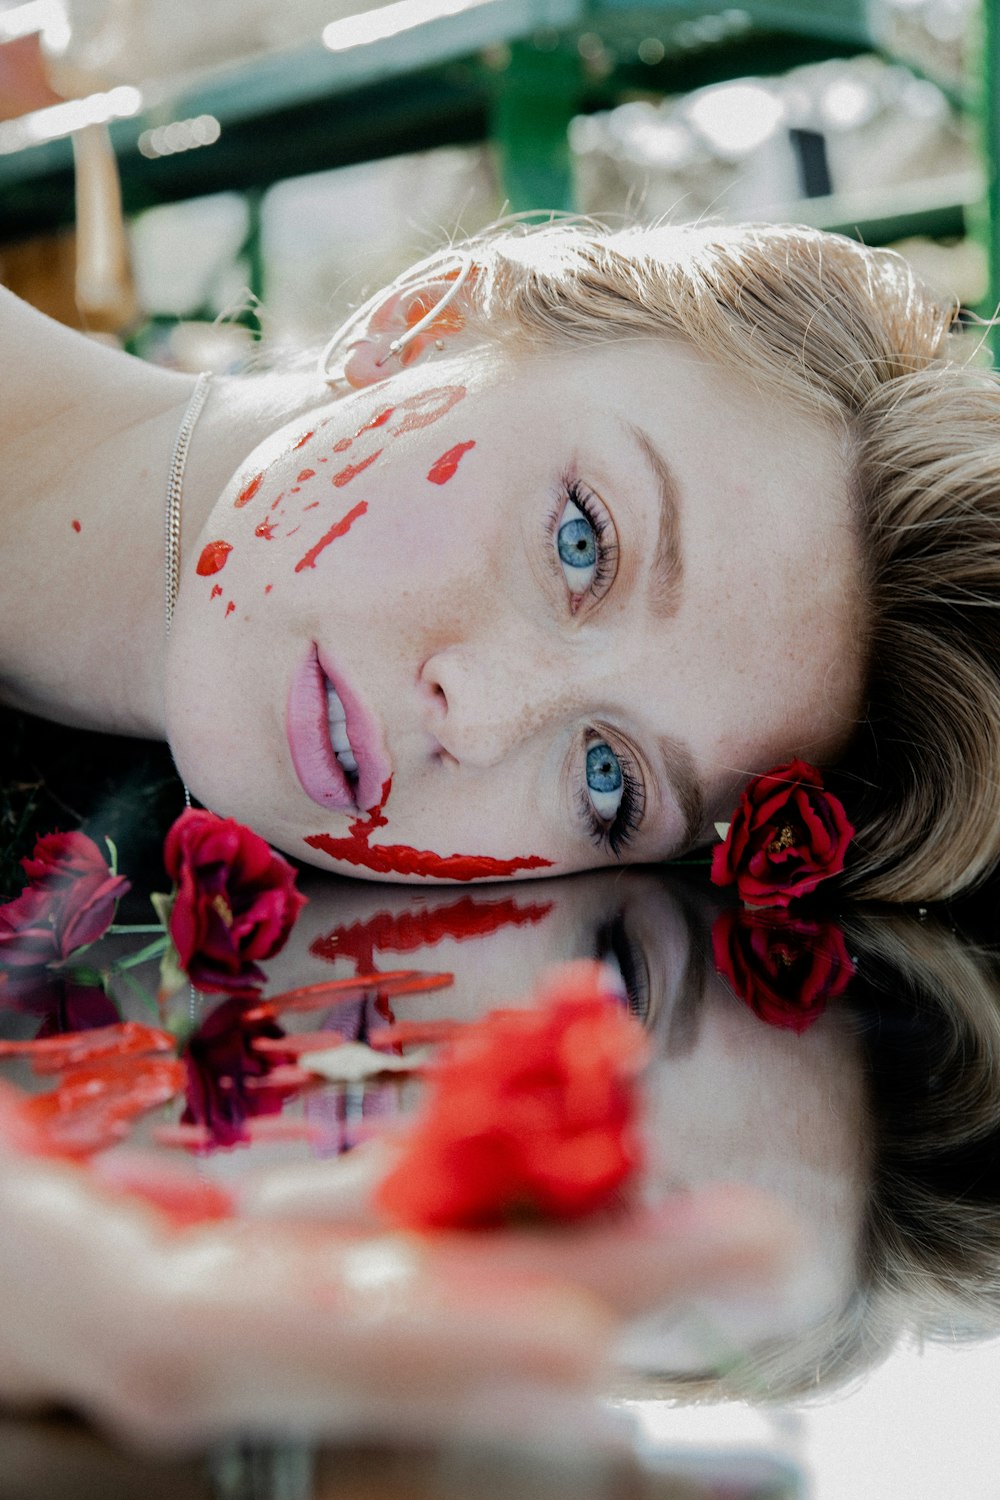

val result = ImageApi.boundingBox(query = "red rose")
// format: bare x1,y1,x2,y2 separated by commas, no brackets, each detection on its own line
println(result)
0,831,130,969
712,908,855,1034
376,960,649,1231
711,759,854,907
163,809,306,997
182,995,297,1149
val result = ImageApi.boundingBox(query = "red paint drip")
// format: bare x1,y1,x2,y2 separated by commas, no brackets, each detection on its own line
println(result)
270,491,285,511
294,500,367,572
197,540,233,576
255,520,276,540
311,895,553,971
211,584,223,599
265,583,273,594
297,468,316,482
303,501,320,511
428,440,476,485
332,450,381,487
304,779,552,881
225,600,235,618
71,518,82,533
292,430,314,451
235,473,263,508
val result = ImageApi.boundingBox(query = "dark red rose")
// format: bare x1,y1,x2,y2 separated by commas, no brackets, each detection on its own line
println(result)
182,996,297,1149
712,908,856,1034
163,809,306,997
711,759,854,908
376,961,649,1231
0,831,130,969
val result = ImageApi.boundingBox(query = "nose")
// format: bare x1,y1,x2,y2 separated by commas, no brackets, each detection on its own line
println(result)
419,640,566,770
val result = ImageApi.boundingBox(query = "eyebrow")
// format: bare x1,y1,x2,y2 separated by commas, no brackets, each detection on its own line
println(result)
658,734,705,856
623,421,684,619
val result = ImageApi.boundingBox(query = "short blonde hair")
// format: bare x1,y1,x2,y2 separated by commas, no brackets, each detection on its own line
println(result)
331,219,1000,902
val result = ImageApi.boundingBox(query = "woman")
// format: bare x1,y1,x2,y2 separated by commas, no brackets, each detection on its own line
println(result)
3,218,999,899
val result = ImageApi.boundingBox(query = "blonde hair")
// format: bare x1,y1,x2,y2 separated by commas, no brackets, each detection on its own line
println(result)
330,219,1000,902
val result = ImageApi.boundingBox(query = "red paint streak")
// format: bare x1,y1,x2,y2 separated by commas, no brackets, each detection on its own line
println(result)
270,491,285,511
369,1020,463,1049
197,540,232,576
19,1054,185,1158
396,385,466,435
92,1159,234,1228
332,450,381,487
428,440,476,485
265,583,273,594
235,473,263,508
311,895,553,971
303,501,320,511
225,601,235,618
248,971,453,1018
211,584,223,599
0,1021,174,1074
319,456,328,463
290,487,301,494
253,1032,344,1056
71,518,82,533
304,778,552,880
292,430,314,451
255,520,276,540
294,500,367,572
297,468,316,482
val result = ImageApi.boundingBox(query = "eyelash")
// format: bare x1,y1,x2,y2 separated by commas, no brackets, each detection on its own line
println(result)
546,475,619,607
577,735,646,859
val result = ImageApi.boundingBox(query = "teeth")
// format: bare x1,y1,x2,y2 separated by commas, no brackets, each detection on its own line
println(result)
326,682,358,781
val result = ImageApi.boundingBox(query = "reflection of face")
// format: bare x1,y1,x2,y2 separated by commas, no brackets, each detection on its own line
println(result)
166,341,861,880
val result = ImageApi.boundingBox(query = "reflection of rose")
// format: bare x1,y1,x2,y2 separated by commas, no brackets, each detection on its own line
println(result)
712,908,855,1034
376,961,648,1230
182,996,296,1148
164,810,306,997
1,972,119,1037
0,831,130,969
711,760,854,908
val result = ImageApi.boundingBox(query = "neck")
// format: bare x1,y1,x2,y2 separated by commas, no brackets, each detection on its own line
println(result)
0,289,331,739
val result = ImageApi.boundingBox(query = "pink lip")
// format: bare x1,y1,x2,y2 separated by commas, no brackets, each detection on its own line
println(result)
286,646,391,814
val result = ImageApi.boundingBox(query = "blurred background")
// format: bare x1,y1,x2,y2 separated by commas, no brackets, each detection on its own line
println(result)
0,0,994,366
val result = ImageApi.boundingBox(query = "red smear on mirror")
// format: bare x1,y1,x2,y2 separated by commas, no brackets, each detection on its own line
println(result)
311,894,553,972
294,500,367,572
197,540,233,575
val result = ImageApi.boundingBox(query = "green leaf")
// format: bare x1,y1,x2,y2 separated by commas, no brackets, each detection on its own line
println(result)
150,889,174,932
104,835,119,877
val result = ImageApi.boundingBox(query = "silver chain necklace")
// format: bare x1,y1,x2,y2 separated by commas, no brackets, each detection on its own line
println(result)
163,370,212,634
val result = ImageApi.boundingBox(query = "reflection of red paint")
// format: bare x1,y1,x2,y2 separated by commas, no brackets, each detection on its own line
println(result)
295,500,367,572
297,468,316,482
305,779,552,881
71,518,81,533
197,540,232,575
312,894,553,971
225,601,235,618
211,584,223,599
333,450,381,487
428,440,476,485
255,520,276,540
303,501,319,511
235,473,263,508
19,1054,185,1159
0,1020,174,1072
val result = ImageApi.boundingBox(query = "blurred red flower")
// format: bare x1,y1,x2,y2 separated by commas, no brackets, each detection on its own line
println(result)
712,908,856,1034
163,809,306,997
0,831,130,970
182,995,297,1149
711,759,853,908
376,960,649,1230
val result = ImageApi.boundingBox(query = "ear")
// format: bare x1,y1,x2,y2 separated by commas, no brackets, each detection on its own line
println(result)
333,262,475,389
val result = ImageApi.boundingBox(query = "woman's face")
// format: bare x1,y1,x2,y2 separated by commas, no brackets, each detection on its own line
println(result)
166,337,862,880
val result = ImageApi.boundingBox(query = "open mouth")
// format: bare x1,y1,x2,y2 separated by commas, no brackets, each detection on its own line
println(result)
286,647,391,815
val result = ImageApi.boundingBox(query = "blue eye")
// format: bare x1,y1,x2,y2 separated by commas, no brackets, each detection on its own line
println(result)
586,742,624,819
556,497,598,594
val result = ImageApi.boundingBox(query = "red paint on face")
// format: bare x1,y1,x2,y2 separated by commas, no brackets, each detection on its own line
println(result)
292,430,314,451
270,492,285,511
265,583,273,594
428,440,476,485
255,520,276,540
294,500,367,573
303,501,320,511
225,600,235,618
305,779,553,881
235,473,263,508
297,468,316,482
197,540,233,576
332,450,381,487
211,584,223,599
71,518,82,533
311,894,554,971
395,386,466,435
